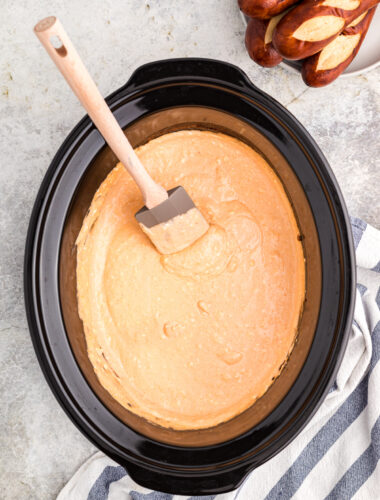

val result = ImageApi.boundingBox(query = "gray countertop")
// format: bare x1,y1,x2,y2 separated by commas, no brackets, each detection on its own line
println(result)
0,1,379,498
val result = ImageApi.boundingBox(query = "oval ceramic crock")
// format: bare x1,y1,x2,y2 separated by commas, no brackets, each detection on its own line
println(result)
24,58,355,495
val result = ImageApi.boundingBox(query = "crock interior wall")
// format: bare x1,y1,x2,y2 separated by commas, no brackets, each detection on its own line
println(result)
59,106,321,447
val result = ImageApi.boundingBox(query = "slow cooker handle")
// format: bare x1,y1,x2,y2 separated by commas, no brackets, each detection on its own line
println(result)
124,58,259,93
125,460,252,495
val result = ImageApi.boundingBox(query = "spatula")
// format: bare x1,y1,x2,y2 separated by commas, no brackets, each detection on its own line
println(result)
34,16,209,254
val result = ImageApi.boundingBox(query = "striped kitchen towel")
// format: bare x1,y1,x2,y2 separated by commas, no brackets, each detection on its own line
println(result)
58,217,380,500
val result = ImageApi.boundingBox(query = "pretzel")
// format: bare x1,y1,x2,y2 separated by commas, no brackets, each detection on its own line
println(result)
272,0,378,59
302,7,376,86
245,11,290,66
239,0,299,19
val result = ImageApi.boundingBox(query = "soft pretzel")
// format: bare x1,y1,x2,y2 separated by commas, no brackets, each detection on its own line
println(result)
302,7,376,86
245,11,290,66
272,0,378,59
239,0,299,19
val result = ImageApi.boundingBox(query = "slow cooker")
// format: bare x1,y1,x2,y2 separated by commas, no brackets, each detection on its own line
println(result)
24,58,355,495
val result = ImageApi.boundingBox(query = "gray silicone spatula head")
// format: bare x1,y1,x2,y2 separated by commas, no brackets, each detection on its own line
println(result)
135,186,209,254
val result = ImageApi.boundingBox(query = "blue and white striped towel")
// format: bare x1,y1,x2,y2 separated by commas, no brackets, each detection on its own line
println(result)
58,217,380,500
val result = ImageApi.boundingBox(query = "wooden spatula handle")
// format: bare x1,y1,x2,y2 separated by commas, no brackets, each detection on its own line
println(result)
34,16,168,208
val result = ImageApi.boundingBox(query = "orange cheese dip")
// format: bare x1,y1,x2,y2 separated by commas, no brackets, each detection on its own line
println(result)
76,130,305,430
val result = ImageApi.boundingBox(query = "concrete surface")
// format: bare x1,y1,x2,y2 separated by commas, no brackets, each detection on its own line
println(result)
0,0,379,498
